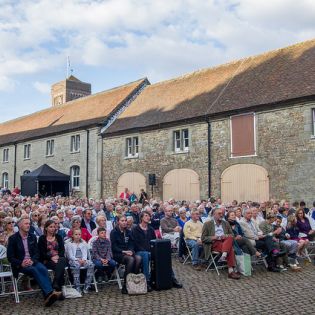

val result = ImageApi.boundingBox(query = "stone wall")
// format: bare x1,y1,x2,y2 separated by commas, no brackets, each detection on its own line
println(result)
210,101,315,205
0,127,102,198
103,122,209,200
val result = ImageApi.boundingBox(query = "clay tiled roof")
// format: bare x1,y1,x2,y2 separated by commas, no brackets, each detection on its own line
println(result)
106,39,315,135
0,78,148,145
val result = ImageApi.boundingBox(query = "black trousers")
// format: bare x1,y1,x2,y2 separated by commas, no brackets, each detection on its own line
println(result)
44,257,67,291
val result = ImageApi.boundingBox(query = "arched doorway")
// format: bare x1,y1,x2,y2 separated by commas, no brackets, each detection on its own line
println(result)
163,169,200,201
221,164,269,203
117,172,146,197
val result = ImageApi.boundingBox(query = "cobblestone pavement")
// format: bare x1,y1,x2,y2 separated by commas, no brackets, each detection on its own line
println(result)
1,260,315,315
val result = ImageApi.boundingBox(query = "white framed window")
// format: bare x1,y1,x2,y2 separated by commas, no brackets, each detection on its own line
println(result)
46,140,54,156
70,166,80,189
70,135,80,152
173,129,189,152
23,170,30,175
2,148,9,163
2,172,9,188
125,137,139,158
24,144,31,160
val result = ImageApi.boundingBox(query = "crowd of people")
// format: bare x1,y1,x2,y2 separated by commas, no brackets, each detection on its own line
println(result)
1,185,315,307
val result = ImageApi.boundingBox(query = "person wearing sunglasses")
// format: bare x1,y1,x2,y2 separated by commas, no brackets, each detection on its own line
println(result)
0,217,16,247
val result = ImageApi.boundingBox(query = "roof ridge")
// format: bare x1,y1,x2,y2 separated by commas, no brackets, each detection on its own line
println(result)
150,38,315,88
0,77,148,127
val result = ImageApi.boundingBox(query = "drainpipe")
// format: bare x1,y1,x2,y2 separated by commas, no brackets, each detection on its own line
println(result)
100,136,104,199
86,130,90,197
13,143,17,187
207,121,211,198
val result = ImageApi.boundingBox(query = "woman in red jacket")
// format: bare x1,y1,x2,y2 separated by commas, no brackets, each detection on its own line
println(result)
67,215,92,242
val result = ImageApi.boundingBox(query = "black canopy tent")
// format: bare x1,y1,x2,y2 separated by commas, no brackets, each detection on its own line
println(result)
21,164,70,197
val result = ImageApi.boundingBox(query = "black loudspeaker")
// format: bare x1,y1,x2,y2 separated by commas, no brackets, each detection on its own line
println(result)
150,239,172,290
149,173,156,186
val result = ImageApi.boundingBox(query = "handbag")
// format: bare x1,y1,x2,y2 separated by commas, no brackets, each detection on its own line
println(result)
62,286,82,299
126,273,147,295
236,253,252,276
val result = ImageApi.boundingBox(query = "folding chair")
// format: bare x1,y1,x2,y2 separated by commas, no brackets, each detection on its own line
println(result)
65,242,99,293
205,251,227,275
182,240,193,265
0,245,20,303
305,241,315,262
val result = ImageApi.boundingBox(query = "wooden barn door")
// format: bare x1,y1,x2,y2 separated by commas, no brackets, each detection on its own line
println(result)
163,169,200,201
221,164,269,203
117,172,146,196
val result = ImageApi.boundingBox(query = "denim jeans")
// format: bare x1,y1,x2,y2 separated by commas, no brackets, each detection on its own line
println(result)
20,262,53,297
186,239,203,265
93,259,117,274
136,251,151,281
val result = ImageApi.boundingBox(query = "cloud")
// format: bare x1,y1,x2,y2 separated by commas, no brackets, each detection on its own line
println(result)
0,0,315,91
33,81,50,94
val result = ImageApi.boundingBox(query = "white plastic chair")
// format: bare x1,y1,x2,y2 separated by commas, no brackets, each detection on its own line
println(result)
0,245,20,303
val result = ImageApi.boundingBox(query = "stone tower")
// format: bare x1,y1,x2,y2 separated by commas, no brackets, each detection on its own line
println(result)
51,75,91,107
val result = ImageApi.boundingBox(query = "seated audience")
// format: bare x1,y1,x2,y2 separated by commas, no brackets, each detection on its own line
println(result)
226,210,261,257
81,208,96,235
296,208,315,241
201,208,240,279
240,209,283,272
160,205,181,247
38,220,67,291
65,228,95,294
183,209,203,270
7,217,63,306
110,215,142,294
68,215,92,242
286,214,309,256
92,227,117,281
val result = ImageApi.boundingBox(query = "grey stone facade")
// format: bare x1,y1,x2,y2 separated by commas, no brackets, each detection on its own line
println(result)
0,127,102,198
210,101,315,205
103,122,209,200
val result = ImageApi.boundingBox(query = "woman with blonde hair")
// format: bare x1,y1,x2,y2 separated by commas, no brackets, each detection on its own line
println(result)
286,214,309,256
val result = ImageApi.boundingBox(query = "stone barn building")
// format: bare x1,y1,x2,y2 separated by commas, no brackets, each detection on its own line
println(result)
102,39,315,205
0,76,149,198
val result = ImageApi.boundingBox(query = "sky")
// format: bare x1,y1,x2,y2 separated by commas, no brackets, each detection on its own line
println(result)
0,0,315,123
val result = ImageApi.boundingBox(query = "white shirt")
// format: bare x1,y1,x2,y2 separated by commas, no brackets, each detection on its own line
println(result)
214,223,224,237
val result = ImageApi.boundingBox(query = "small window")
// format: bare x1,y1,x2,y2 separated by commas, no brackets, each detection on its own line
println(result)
46,140,54,156
173,129,189,152
70,135,80,152
23,170,30,175
312,109,315,136
2,172,9,188
70,166,80,189
24,144,31,160
125,137,139,157
230,113,256,157
2,148,9,163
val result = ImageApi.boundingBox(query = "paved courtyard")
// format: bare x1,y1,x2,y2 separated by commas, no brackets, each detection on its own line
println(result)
1,260,315,315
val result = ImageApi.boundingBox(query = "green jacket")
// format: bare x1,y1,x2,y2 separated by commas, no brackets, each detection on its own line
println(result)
201,220,233,260
259,221,274,235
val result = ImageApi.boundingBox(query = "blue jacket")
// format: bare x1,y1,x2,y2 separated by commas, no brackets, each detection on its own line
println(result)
7,232,39,278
